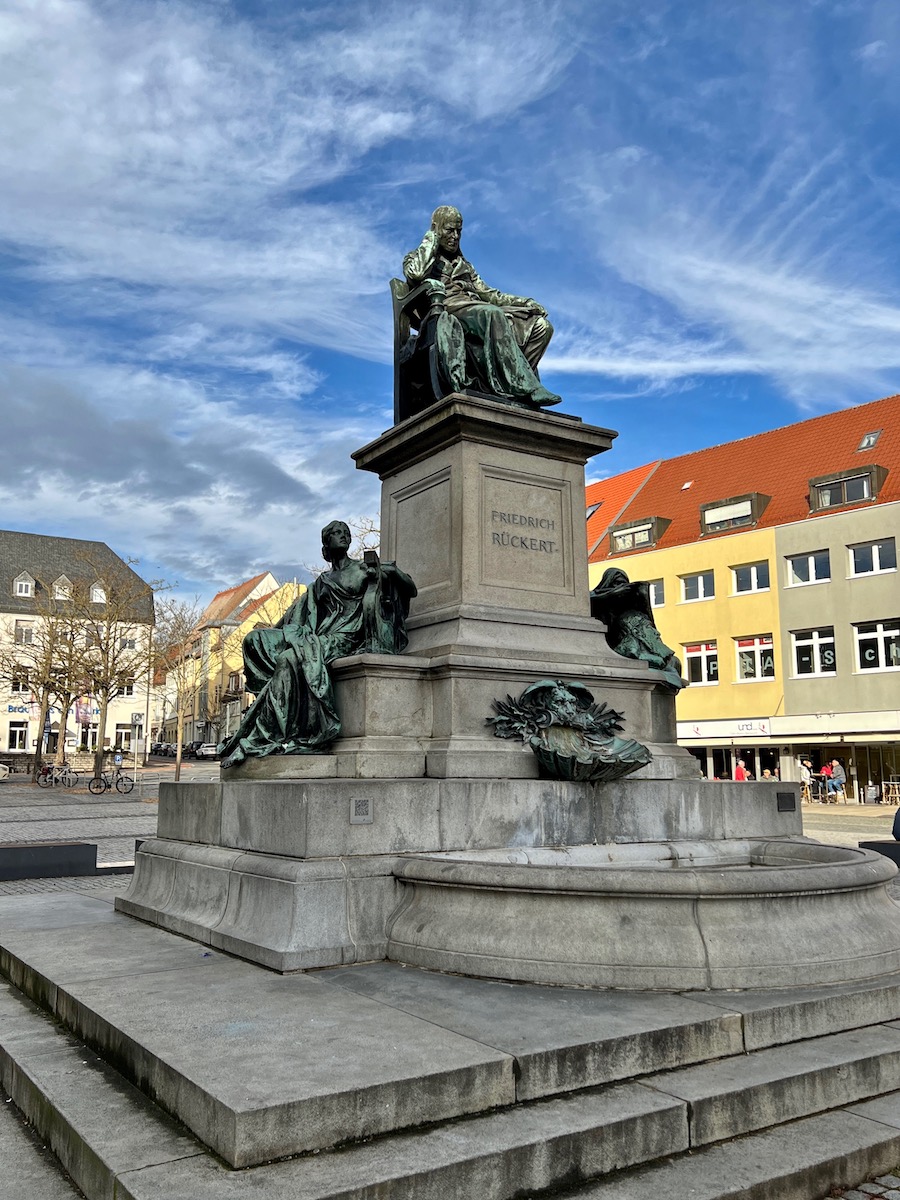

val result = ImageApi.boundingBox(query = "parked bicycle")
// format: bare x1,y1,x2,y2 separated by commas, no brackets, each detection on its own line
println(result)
37,762,80,789
88,766,134,795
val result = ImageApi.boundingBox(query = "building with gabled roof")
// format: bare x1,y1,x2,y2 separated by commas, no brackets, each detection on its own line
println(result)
0,530,155,763
585,394,900,797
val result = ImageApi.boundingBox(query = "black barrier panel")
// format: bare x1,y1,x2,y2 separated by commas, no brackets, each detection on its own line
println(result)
776,792,797,812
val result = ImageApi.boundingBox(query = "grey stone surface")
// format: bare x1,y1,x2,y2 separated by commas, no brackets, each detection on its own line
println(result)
683,977,900,1051
116,1080,686,1200
0,1087,82,1199
318,961,743,1099
2,915,515,1167
119,839,403,969
0,983,203,1200
157,775,800,860
388,840,900,990
643,1025,900,1145
569,1105,900,1199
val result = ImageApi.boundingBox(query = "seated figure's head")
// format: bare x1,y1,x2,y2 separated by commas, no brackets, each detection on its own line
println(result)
321,520,351,563
431,205,462,256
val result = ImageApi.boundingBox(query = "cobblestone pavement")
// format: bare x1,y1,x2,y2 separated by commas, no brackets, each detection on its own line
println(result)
0,761,218,870
829,1172,900,1198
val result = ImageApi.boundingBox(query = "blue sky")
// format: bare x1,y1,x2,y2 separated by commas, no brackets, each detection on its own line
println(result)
2,0,900,599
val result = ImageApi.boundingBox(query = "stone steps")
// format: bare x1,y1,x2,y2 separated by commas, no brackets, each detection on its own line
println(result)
7,967,900,1199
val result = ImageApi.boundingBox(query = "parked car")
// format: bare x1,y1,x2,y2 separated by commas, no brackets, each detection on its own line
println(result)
195,743,219,759
183,741,203,759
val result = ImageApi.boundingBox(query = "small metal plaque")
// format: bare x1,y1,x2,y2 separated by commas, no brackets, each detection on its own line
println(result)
350,795,373,825
776,791,796,813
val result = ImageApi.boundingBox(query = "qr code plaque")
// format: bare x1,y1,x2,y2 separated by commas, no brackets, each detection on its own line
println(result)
350,795,373,824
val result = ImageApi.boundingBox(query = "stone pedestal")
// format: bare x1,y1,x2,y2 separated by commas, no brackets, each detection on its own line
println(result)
117,393,900,992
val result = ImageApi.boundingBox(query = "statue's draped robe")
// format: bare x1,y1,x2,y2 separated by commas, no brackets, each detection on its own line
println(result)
590,577,684,692
402,241,558,407
219,561,415,768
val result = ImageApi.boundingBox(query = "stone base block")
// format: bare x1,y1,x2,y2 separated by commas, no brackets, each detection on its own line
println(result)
156,777,803,860
117,840,401,971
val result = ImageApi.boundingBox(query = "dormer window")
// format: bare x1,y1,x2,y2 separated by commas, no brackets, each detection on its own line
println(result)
52,575,71,601
609,516,670,554
700,493,770,534
809,465,886,513
90,582,106,604
13,572,34,598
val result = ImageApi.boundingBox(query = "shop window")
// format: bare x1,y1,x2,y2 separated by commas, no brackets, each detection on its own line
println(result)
787,550,830,586
791,627,836,676
685,641,718,685
735,634,775,681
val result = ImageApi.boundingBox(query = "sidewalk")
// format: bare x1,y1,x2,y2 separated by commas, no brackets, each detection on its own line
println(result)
0,761,218,885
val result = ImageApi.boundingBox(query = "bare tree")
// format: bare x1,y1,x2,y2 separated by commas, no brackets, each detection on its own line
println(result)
67,561,156,780
153,596,203,781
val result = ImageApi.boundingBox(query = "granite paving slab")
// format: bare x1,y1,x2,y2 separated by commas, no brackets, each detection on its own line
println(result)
681,976,900,1050
0,915,515,1167
643,1025,900,1145
318,960,743,1099
0,1086,82,1199
570,1101,900,1199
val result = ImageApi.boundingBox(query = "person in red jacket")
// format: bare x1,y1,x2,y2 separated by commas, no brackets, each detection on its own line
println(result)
734,759,749,781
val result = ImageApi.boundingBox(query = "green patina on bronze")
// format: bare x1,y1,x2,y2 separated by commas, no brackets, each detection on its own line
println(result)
219,522,416,768
402,205,560,410
590,568,684,692
488,679,651,782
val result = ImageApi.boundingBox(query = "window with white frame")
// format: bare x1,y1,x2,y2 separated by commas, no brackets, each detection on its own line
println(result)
701,498,752,532
787,550,830,586
736,634,775,681
10,671,29,693
855,620,900,672
849,538,897,577
8,722,28,751
13,573,34,597
648,579,665,608
685,641,718,685
681,571,715,602
52,576,71,600
732,561,770,594
14,621,33,646
119,634,137,650
813,475,870,509
90,583,106,603
120,679,135,698
114,723,132,749
791,627,836,676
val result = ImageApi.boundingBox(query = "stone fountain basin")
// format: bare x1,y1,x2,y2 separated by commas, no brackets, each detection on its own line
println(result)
388,839,900,990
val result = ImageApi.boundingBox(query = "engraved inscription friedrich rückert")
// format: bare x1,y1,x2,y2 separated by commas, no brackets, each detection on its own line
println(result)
490,509,558,555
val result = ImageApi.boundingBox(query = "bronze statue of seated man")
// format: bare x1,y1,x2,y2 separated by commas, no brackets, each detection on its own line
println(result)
402,205,560,410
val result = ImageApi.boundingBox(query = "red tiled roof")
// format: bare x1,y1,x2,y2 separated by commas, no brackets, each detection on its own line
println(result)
238,589,279,620
199,572,270,625
586,461,660,559
589,394,900,563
